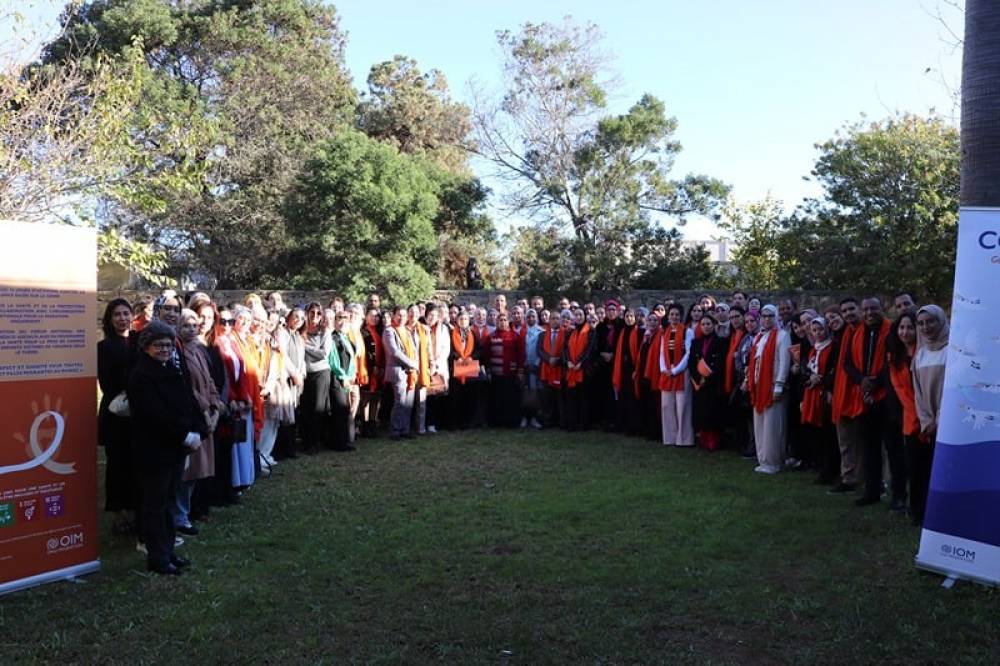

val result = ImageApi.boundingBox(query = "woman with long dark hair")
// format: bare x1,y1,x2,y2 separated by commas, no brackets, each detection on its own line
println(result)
97,298,136,535
301,302,331,454
613,308,642,435
659,303,694,447
688,314,727,451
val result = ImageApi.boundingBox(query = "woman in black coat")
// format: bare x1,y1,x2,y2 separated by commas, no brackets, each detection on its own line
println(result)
127,321,208,576
97,298,137,534
688,314,727,451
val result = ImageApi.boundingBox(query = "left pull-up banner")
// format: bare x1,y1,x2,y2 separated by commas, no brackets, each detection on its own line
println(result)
0,220,100,595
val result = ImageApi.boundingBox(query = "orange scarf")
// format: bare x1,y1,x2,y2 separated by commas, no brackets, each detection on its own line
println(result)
612,326,639,397
801,343,833,427
723,329,745,395
365,323,384,391
349,328,366,387
658,326,687,392
746,329,778,414
394,325,422,390
414,324,431,388
644,330,663,389
540,326,565,386
831,324,859,423
451,326,476,384
888,357,920,436
850,318,891,404
235,332,264,435
565,323,591,388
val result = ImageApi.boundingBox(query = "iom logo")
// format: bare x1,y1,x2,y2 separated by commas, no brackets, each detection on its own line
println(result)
940,544,976,563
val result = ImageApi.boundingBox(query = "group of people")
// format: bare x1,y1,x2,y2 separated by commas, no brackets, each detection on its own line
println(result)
97,288,948,576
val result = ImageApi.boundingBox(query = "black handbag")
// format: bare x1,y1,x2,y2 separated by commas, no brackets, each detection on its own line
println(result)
231,415,249,442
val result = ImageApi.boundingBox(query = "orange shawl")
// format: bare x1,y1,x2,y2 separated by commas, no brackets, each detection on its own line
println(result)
746,330,779,414
849,318,892,407
612,326,639,397
349,328,366,387
235,333,265,436
888,356,921,436
723,329,745,395
658,326,688,392
565,323,591,388
540,326,566,386
801,343,834,427
831,324,858,423
451,326,476,384
364,323,384,391
644,330,663,390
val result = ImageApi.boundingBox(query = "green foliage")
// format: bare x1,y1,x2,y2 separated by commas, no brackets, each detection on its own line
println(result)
96,225,169,283
476,19,727,293
783,114,959,300
284,128,439,303
358,55,473,174
718,196,795,291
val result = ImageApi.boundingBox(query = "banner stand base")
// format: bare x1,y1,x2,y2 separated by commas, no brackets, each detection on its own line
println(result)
941,575,957,590
0,560,100,597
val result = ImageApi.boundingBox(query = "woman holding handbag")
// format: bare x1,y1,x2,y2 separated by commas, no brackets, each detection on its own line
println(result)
688,314,727,451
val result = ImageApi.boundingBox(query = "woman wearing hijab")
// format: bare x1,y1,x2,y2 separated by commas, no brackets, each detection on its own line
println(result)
522,308,545,429
613,308,643,436
910,305,949,526
561,307,595,431
688,314,727,451
128,321,207,575
659,303,694,447
801,316,840,485
746,304,792,474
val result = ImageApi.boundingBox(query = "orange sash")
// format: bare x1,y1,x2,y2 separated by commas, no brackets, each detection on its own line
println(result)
349,328,366,387
365,323,384,391
414,324,431,389
612,326,639,397
644,330,663,389
540,326,566,386
801,344,833,426
888,358,920,436
658,326,687,392
831,324,858,423
565,323,590,388
235,333,264,435
746,330,778,414
723,329,745,395
451,326,476,384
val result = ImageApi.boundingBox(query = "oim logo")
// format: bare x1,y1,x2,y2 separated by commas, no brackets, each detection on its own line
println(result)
46,532,84,553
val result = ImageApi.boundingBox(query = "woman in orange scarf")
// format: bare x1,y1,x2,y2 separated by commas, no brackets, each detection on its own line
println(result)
358,307,385,438
613,308,643,436
448,310,480,430
746,304,792,474
800,316,839,485
658,304,694,446
638,308,663,441
561,308,594,431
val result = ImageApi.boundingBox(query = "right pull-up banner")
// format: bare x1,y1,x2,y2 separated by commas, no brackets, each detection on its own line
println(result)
916,207,1000,586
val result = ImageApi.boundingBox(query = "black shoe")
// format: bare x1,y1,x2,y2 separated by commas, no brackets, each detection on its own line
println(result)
889,498,907,513
855,496,880,507
170,555,192,569
401,433,415,440
177,524,199,537
333,444,357,452
148,562,182,576
827,482,856,494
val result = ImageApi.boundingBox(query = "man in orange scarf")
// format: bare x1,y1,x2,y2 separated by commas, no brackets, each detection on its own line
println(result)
383,306,418,440
406,304,432,435
843,297,904,507
540,309,569,427
829,298,863,494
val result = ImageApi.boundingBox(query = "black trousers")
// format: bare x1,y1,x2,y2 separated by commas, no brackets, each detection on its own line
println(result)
302,369,330,452
561,384,589,431
328,385,351,449
448,379,476,430
906,435,935,522
541,383,561,428
489,375,521,427
860,401,908,501
139,460,183,569
426,393,447,429
804,423,840,483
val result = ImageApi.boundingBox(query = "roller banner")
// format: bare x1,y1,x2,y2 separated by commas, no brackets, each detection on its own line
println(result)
916,207,1000,585
0,220,100,595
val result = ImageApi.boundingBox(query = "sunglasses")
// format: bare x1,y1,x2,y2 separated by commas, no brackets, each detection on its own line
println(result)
220,318,235,326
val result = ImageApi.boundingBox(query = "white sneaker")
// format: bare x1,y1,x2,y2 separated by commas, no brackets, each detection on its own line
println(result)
784,457,801,468
519,418,528,428
427,426,437,434
754,465,779,475
175,535,185,547
530,418,542,429
136,541,147,555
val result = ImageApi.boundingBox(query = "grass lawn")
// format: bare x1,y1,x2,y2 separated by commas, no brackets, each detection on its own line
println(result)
2,429,998,664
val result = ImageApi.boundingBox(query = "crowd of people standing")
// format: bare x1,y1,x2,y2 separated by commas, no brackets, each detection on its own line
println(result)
97,289,948,576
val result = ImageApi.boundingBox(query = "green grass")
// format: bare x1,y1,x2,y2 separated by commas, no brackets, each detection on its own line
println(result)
2,430,998,664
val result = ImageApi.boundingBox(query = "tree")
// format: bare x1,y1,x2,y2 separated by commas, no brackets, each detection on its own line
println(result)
782,115,959,300
45,0,357,287
358,55,473,174
282,128,440,304
717,196,795,291
961,0,1000,206
472,18,727,292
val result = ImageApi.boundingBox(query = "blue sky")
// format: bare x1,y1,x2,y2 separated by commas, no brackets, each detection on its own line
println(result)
7,0,963,239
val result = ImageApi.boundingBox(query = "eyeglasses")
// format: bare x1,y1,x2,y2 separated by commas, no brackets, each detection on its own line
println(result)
151,341,174,350
220,318,235,326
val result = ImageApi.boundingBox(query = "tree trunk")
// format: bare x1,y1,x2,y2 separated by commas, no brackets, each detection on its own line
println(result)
961,0,1000,206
